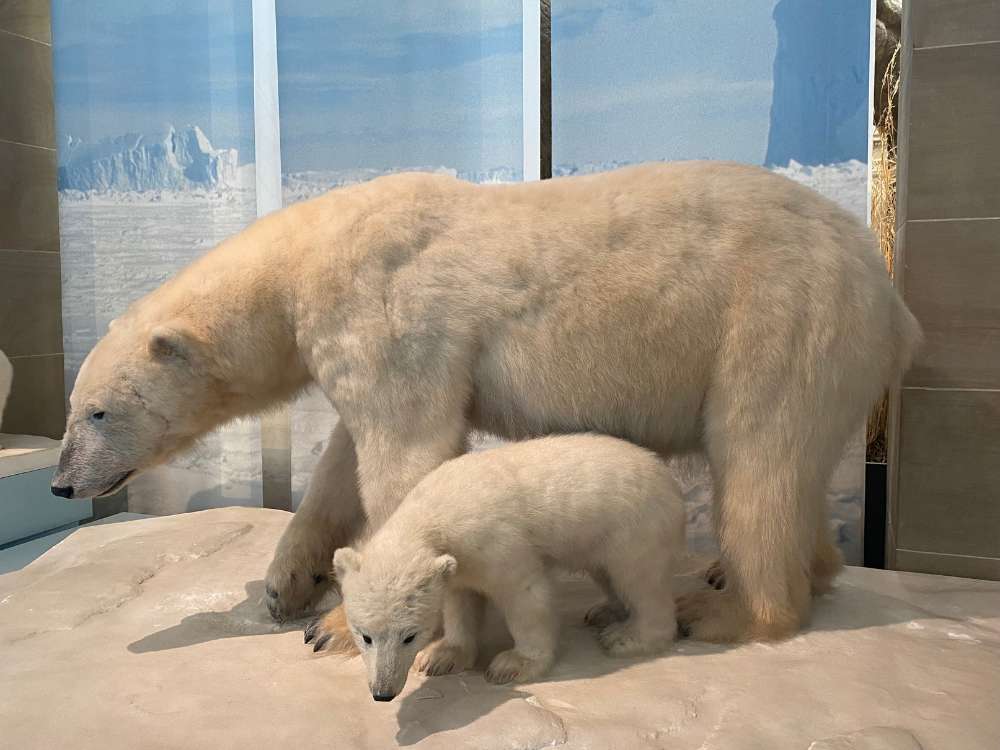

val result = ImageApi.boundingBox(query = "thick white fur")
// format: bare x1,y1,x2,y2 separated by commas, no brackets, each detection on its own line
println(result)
0,349,12,447
333,434,685,693
55,162,922,642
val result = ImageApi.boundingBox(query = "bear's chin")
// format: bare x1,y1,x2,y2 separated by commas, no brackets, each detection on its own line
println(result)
97,469,136,497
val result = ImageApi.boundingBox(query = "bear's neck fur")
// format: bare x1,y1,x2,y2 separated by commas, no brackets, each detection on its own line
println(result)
129,205,321,425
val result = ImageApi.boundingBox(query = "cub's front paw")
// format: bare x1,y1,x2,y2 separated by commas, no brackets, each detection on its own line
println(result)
303,606,358,655
415,641,475,676
484,649,552,684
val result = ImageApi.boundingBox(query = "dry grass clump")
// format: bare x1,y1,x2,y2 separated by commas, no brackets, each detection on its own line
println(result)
866,46,900,463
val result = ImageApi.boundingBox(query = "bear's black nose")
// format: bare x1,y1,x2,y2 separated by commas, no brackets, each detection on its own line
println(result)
51,485,74,499
373,692,396,702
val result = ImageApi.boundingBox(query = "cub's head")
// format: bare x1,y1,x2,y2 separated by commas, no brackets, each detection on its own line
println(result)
52,317,227,500
334,546,457,702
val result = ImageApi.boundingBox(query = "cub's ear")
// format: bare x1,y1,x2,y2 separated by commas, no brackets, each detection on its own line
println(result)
148,325,195,363
333,547,361,580
433,554,457,579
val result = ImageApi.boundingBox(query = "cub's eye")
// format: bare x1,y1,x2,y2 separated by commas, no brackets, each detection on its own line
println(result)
402,633,416,644
362,634,372,645
90,411,106,422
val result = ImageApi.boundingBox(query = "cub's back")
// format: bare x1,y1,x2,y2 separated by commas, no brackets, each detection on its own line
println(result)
408,434,684,562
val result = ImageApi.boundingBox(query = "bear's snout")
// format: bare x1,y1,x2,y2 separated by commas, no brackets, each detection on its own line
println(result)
51,484,75,499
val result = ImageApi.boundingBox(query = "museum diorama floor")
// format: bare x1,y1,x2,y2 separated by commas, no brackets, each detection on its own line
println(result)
1,507,996,750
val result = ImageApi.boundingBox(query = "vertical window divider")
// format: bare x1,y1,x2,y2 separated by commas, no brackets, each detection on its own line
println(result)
523,1,542,181
540,0,552,180
252,0,292,511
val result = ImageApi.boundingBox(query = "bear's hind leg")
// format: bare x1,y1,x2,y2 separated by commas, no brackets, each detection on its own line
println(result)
677,424,826,642
703,520,845,597
584,568,629,628
597,548,677,656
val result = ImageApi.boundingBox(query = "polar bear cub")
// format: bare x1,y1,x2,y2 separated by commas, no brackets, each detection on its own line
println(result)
329,433,685,699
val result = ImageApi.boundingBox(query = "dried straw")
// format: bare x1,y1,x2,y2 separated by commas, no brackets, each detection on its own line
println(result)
866,45,900,463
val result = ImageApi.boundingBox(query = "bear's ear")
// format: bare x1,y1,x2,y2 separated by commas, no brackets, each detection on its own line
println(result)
333,547,361,580
148,325,194,363
432,554,457,579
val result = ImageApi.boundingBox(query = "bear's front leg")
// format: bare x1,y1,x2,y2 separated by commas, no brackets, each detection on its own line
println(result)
416,589,485,676
265,421,365,621
485,570,558,684
306,386,471,652
353,420,468,531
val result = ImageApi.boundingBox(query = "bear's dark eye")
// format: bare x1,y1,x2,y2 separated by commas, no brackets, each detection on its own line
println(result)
402,633,416,644
91,411,106,422
362,634,372,645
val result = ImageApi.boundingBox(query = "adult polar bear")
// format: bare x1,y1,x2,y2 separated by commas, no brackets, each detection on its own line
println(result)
52,162,920,644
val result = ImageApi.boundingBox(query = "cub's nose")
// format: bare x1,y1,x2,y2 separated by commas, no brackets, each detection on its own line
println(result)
372,692,396,702
51,485,75,499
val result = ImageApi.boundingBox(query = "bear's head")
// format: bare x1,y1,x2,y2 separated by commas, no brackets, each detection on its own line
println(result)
333,546,457,702
52,317,232,500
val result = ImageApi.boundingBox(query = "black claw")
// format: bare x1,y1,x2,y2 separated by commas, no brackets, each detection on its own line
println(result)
313,633,332,652
266,598,285,624
707,572,725,590
304,617,322,644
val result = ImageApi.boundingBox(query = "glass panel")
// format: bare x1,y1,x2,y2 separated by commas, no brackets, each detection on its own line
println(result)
553,0,872,562
53,1,261,513
276,0,524,507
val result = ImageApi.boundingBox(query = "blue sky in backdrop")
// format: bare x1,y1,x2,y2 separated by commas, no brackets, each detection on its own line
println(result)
274,0,523,173
52,1,255,161
553,0,776,166
51,0,869,175
552,0,870,167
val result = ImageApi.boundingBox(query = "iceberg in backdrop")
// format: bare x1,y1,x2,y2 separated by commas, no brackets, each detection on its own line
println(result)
58,125,238,192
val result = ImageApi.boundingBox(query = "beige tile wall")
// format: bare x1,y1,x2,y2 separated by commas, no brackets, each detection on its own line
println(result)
0,0,65,440
890,0,1000,580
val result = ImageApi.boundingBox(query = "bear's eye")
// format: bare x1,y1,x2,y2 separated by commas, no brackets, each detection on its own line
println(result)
90,411,106,422
402,633,416,644
362,634,372,645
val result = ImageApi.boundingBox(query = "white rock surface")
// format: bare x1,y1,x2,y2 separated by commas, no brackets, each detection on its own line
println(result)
2,508,997,750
